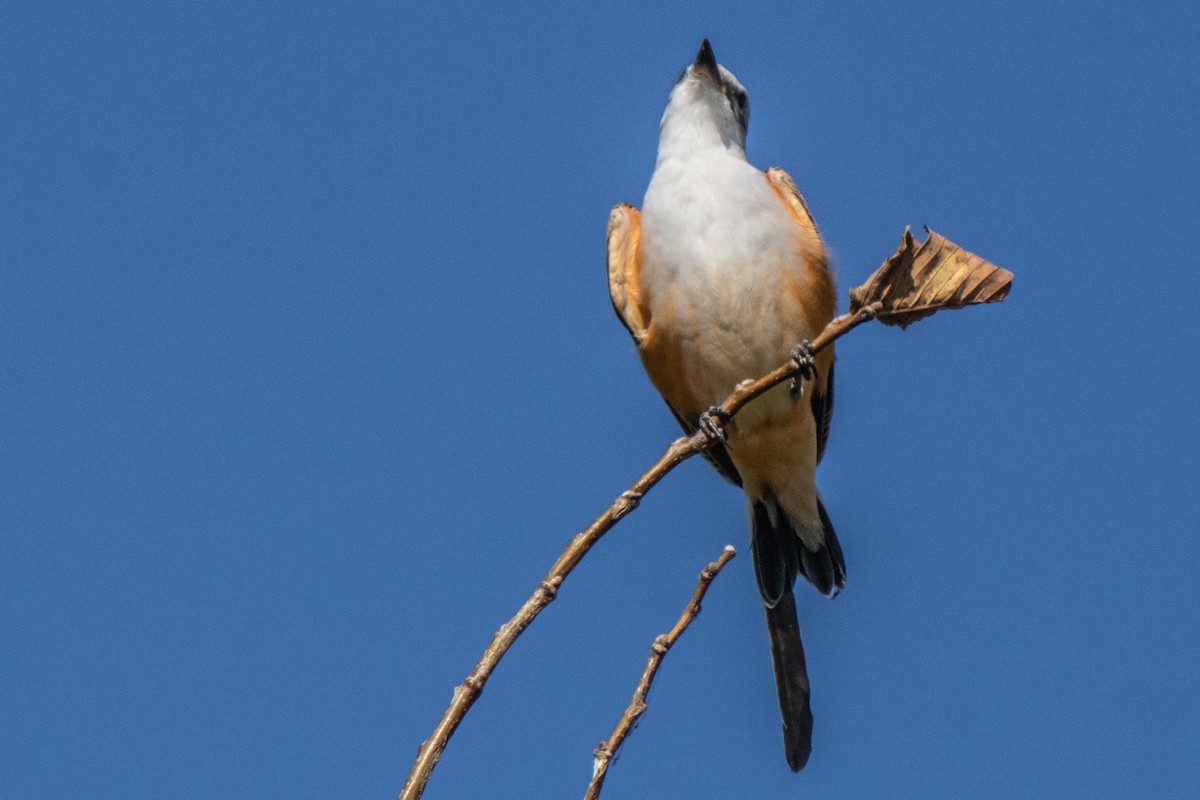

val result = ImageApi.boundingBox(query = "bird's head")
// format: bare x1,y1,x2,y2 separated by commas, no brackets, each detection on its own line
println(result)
659,39,749,157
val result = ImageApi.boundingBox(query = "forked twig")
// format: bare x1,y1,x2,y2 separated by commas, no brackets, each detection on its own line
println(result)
398,227,1010,800
585,545,737,800
397,305,877,800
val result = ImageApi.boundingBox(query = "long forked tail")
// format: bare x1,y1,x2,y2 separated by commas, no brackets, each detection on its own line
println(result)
751,493,845,770
765,591,813,771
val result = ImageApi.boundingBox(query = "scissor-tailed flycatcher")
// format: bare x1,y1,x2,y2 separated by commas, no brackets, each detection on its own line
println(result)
607,39,842,771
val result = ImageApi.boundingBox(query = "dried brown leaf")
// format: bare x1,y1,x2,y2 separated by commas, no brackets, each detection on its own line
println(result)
849,227,1012,328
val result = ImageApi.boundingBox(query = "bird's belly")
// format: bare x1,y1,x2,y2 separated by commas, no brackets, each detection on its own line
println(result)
682,283,803,427
640,255,815,431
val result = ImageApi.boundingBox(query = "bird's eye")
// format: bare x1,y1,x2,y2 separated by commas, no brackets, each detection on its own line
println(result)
729,91,749,128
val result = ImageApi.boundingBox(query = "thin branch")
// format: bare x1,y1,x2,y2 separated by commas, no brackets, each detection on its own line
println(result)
585,545,737,800
397,304,879,800
399,226,1010,798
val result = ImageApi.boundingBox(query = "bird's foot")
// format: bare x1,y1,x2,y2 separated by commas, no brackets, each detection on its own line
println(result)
789,341,818,396
698,406,731,444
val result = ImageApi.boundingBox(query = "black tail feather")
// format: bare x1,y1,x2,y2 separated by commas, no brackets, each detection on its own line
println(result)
797,497,845,597
817,497,846,591
750,493,846,770
798,543,835,597
753,494,846,600
765,591,813,771
751,499,792,607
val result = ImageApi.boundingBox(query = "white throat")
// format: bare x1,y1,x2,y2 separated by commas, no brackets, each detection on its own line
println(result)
655,69,748,168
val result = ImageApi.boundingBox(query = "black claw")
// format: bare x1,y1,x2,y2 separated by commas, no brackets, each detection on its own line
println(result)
698,406,731,444
789,341,818,397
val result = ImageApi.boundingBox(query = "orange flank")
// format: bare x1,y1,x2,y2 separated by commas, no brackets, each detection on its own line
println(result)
638,311,706,425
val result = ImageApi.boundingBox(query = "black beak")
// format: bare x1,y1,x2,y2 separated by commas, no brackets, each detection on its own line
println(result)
693,39,720,84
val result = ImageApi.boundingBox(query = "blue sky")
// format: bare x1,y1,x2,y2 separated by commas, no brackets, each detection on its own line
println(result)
3,2,1199,798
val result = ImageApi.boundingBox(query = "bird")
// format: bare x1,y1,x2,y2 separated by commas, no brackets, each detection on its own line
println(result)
606,39,842,772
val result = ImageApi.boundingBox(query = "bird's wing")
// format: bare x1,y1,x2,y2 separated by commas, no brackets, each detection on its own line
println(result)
811,361,834,465
606,202,743,486
606,203,649,345
764,167,835,464
667,406,743,487
764,166,821,242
